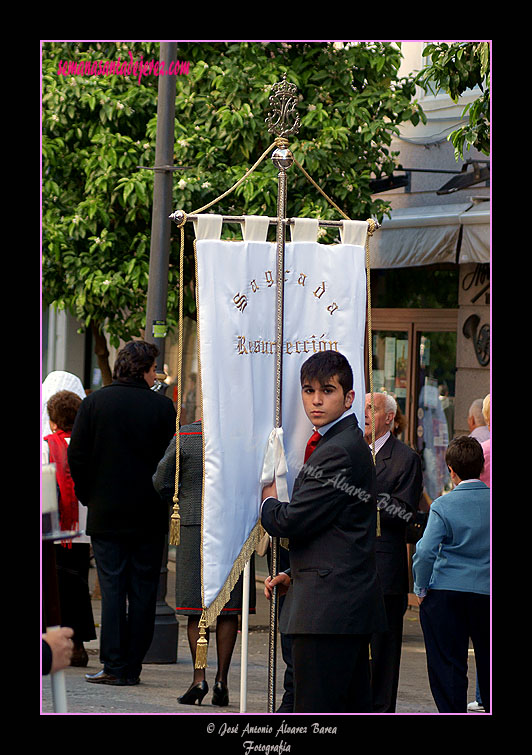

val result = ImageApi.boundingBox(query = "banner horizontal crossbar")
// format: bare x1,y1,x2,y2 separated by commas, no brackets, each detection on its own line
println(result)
170,212,359,229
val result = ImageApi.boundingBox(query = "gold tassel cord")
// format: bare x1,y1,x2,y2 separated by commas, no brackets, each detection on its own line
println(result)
365,218,380,537
193,237,208,665
292,155,351,221
169,211,187,547
194,613,209,669
190,140,281,217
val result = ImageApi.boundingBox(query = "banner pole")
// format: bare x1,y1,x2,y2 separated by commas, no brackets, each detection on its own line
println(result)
240,559,250,712
267,144,291,715
265,75,301,714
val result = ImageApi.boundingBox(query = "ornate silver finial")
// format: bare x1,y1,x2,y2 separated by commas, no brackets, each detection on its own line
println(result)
265,75,301,140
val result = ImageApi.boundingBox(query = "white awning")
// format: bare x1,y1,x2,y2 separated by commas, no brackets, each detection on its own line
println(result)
369,202,490,268
459,201,490,264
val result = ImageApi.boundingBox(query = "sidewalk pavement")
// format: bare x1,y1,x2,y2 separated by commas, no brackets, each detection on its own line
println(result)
42,551,479,718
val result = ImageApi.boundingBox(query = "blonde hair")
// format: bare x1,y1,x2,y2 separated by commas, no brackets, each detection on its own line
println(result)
482,394,490,428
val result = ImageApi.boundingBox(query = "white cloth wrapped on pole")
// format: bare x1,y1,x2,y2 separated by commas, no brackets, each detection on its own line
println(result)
260,427,289,503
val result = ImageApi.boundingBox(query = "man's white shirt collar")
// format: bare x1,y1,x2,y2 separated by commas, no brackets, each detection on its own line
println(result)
315,408,354,437
373,430,391,455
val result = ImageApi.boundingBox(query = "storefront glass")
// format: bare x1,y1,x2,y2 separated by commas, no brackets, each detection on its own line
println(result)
371,330,409,441
370,311,458,503
415,331,456,501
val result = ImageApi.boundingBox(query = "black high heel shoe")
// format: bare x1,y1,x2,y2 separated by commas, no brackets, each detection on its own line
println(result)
177,680,208,705
212,680,229,706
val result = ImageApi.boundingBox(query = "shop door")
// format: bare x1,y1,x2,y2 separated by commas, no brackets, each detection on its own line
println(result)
369,309,458,503
369,328,411,443
415,328,457,501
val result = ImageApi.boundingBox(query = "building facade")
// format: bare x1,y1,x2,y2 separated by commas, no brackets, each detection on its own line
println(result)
367,41,490,503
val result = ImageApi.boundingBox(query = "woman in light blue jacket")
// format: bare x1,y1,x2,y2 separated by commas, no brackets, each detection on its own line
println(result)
412,436,490,713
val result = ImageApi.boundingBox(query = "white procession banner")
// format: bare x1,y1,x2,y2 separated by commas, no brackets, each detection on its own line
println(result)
195,217,368,619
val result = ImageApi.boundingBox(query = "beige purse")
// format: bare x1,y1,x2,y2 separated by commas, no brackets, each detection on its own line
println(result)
255,525,270,557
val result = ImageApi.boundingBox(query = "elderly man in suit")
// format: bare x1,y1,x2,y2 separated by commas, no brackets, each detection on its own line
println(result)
261,351,387,713
364,392,423,712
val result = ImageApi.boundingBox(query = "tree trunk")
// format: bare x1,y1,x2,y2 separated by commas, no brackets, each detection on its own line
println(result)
91,322,113,386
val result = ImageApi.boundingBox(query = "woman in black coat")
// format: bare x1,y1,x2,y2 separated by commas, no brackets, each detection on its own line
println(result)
153,420,256,707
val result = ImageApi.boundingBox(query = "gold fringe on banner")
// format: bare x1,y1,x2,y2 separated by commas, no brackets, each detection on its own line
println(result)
193,523,264,668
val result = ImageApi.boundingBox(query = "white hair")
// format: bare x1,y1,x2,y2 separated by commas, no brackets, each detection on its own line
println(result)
368,392,397,415
468,398,486,426
383,393,397,416
366,391,398,417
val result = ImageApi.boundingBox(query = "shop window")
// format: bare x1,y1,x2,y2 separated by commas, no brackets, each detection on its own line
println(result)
371,330,409,442
371,266,458,309
369,309,458,503
415,330,457,500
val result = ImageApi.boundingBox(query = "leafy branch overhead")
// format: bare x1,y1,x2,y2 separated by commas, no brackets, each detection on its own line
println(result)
42,41,425,347
414,42,490,160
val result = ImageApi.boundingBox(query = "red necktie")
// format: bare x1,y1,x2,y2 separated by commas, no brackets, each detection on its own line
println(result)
304,430,321,463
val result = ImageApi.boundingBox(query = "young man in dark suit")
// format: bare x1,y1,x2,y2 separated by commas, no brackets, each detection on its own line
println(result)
364,392,423,712
261,351,387,713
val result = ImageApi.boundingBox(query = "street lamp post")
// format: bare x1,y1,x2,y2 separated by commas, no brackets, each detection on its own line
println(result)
144,41,179,664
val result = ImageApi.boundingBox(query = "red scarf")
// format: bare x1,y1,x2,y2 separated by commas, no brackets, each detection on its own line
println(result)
44,429,79,548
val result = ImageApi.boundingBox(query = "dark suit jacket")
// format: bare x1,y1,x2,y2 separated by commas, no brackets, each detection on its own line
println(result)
374,434,423,595
261,414,387,636
68,379,176,540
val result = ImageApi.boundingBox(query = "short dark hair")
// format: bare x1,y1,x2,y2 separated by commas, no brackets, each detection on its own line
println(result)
300,351,353,396
445,435,485,480
47,390,82,432
113,340,159,381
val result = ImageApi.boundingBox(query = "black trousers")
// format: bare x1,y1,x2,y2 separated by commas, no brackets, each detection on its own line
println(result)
291,633,372,713
370,593,408,712
420,589,490,713
92,535,165,680
54,543,96,642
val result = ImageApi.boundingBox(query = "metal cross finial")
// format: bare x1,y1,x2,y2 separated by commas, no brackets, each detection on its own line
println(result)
265,74,301,140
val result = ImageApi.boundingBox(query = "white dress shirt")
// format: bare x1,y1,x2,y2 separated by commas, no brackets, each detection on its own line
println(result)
372,429,391,455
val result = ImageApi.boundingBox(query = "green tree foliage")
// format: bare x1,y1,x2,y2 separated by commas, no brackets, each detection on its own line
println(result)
42,41,163,360
414,42,490,160
42,41,424,362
